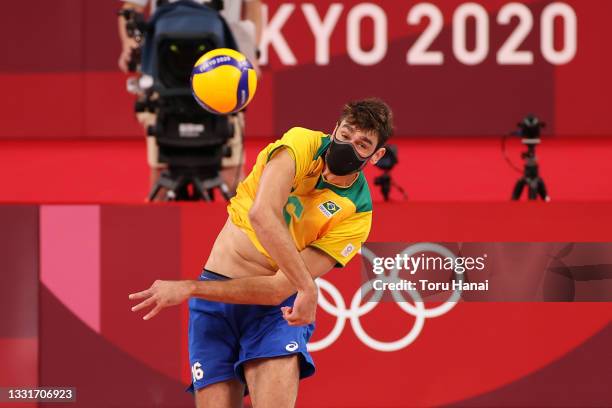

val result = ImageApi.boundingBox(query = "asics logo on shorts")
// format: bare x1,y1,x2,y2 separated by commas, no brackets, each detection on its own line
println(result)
285,341,299,352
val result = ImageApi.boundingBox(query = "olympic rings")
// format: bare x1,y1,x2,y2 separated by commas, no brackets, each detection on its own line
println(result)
308,243,463,352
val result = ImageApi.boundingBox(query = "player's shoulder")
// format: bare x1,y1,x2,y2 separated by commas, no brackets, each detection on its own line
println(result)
283,126,328,143
284,126,326,139
282,126,331,159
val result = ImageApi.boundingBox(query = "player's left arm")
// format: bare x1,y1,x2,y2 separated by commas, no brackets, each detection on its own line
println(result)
247,148,320,325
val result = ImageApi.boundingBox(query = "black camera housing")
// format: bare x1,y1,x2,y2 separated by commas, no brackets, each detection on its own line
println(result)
127,1,241,200
517,114,546,144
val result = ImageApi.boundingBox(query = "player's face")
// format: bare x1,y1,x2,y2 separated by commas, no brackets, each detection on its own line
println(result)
334,121,379,158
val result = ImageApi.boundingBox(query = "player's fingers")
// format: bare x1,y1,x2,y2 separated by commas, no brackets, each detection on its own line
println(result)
129,289,152,300
282,306,293,320
287,307,303,318
285,309,314,326
282,308,296,322
284,310,305,325
143,304,163,321
287,318,307,326
131,296,156,312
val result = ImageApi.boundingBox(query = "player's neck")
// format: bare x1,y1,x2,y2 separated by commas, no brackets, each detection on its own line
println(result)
322,165,359,187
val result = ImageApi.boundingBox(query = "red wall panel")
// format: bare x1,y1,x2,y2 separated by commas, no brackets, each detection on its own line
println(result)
0,206,39,398
100,205,183,380
0,73,83,138
2,1,612,139
0,206,39,337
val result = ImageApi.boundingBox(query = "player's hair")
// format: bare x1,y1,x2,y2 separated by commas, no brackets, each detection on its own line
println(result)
339,98,393,147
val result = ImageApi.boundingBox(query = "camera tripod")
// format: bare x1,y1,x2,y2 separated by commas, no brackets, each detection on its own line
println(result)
148,167,230,201
511,144,550,201
374,170,408,201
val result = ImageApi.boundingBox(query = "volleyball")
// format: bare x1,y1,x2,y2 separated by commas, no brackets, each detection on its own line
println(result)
190,48,258,115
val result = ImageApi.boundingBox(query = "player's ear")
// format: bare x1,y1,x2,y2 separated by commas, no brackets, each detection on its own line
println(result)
331,122,339,136
370,146,386,165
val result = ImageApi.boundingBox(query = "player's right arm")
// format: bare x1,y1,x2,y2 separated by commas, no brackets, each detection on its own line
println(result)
247,148,319,325
129,246,336,320
191,246,335,306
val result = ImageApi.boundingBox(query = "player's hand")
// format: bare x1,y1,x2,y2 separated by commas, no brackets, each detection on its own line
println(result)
281,286,318,326
129,280,195,320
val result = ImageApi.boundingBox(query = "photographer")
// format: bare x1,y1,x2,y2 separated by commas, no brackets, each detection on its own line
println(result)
118,2,147,73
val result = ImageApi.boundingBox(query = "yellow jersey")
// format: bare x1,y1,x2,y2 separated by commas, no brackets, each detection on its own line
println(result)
228,127,373,268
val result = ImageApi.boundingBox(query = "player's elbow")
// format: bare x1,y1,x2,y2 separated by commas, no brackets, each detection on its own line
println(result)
248,206,263,229
248,204,276,232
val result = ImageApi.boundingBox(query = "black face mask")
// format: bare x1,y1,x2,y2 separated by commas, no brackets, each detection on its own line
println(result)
325,132,374,176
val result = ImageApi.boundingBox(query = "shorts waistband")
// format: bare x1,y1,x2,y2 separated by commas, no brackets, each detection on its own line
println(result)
200,269,231,281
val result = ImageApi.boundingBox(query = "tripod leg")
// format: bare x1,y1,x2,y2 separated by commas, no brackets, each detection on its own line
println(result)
511,178,526,200
165,175,185,201
218,182,231,201
192,179,204,200
192,177,211,201
147,181,162,202
147,186,158,202
536,178,550,202
391,181,409,200
528,179,538,200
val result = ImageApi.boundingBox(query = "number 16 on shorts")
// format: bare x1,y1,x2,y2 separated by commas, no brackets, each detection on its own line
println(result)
191,361,204,382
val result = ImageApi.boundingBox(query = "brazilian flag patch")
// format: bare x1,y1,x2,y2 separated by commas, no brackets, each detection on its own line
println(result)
318,200,341,218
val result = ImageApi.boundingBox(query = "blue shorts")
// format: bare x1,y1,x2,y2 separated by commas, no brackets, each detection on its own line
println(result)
187,270,316,392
